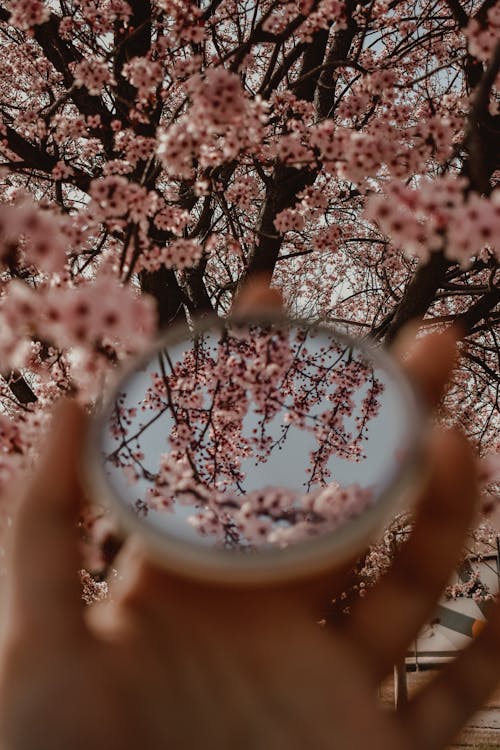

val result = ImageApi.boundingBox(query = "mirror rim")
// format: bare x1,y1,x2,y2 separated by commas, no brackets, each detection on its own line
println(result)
84,312,426,584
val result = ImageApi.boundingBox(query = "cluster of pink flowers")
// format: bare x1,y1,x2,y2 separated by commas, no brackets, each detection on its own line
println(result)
0,282,34,369
0,275,156,375
0,199,67,272
263,0,345,41
148,455,374,547
215,482,372,547
336,90,373,123
274,208,306,233
153,205,190,234
60,0,130,36
262,3,300,34
124,136,157,166
51,161,74,180
123,56,163,101
408,117,456,167
446,568,495,603
45,277,156,351
311,123,390,182
307,359,381,485
161,238,203,270
185,68,248,129
465,2,500,62
469,521,500,556
157,123,199,180
276,133,315,167
272,182,333,239
157,67,267,178
154,0,205,43
102,159,133,176
140,436,374,547
7,0,49,29
269,90,316,126
297,0,347,42
133,235,211,274
79,570,108,605
447,191,500,264
74,57,114,96
309,119,343,162
10,110,42,142
356,515,412,596
225,176,261,210
365,69,397,96
365,177,500,264
307,111,457,184
89,176,156,225
52,113,88,144
112,128,157,167
146,453,210,512
313,225,341,252
298,186,329,216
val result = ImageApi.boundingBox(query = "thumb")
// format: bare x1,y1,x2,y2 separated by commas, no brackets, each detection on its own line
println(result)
7,401,88,640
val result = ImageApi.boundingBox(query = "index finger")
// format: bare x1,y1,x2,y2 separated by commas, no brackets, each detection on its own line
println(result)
231,273,284,315
6,401,88,640
391,322,461,408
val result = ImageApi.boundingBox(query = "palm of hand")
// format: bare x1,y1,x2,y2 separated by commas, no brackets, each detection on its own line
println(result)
2,583,406,750
1,327,500,750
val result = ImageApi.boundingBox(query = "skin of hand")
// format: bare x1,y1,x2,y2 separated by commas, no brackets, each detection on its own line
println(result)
0,282,499,750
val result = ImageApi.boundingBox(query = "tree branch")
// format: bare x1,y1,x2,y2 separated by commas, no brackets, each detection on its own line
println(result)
380,252,451,342
3,370,37,404
456,287,500,334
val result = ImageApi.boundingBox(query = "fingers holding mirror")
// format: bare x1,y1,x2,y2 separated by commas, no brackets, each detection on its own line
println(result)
391,323,461,410
90,286,476,659
347,428,479,686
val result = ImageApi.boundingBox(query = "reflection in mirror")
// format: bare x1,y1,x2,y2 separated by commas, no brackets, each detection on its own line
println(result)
100,320,413,552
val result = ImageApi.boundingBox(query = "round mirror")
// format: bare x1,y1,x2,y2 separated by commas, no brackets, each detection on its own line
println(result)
86,316,424,583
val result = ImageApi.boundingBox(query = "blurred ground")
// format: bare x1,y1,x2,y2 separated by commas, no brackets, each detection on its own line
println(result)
380,670,500,748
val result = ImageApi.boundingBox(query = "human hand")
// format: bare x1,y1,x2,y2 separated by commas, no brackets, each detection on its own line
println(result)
0,291,497,750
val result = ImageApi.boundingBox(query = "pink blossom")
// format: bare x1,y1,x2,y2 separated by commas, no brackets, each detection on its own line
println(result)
274,208,306,233
79,569,108,605
186,68,247,129
313,225,341,252
153,205,189,234
74,57,114,96
161,238,203,270
123,57,163,100
0,200,67,272
465,6,500,62
276,133,314,167
89,176,154,224
8,0,49,29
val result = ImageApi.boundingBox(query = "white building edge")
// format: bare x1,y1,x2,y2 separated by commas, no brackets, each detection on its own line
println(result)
407,547,500,668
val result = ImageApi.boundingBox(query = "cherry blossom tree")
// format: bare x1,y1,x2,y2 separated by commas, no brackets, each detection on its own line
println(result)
0,0,498,583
